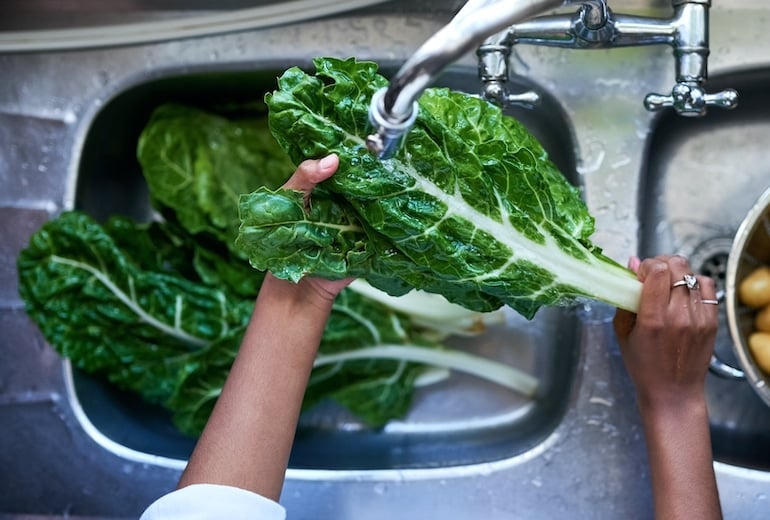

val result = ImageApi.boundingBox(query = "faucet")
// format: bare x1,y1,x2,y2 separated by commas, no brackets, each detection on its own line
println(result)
366,0,738,159
366,0,565,158
479,0,739,114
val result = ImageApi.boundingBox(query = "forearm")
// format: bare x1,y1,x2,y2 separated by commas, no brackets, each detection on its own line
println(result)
639,394,722,520
178,274,333,500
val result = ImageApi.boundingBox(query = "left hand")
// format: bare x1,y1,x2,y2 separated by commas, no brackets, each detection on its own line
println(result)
271,153,353,304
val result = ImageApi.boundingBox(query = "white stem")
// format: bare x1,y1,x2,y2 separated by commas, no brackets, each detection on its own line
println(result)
314,344,538,397
51,255,212,348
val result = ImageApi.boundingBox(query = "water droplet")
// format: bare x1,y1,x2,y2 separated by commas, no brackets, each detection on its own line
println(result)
95,70,110,88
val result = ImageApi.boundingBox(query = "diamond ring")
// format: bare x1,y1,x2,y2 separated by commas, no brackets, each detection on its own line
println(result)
672,273,699,290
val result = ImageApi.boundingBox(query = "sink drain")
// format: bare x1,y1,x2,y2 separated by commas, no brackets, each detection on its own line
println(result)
686,236,734,295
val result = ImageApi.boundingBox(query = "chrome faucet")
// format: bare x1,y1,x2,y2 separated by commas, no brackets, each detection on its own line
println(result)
366,0,738,159
479,0,739,114
366,0,565,158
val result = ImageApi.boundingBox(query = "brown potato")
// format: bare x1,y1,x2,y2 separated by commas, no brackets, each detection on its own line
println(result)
756,305,770,333
749,332,770,374
738,266,770,308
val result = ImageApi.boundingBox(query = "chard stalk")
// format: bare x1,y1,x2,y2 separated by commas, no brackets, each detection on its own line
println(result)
314,344,538,397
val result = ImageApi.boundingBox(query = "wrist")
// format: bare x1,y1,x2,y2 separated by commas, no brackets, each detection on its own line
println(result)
636,387,709,424
240,273,334,364
261,273,336,315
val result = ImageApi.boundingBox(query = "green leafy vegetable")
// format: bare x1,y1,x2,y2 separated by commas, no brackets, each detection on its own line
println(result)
237,57,642,319
137,103,296,253
17,103,536,435
18,211,533,434
17,211,251,405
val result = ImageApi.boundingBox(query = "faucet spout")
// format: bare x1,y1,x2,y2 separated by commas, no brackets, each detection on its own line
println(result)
366,0,565,158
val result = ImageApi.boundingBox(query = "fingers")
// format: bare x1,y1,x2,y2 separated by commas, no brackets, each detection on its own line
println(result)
613,256,645,339
664,256,720,321
696,274,718,306
665,255,700,309
634,255,719,326
627,256,642,275
636,257,672,323
282,154,339,193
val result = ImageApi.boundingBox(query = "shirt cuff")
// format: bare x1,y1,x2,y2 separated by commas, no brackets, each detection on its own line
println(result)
140,483,286,520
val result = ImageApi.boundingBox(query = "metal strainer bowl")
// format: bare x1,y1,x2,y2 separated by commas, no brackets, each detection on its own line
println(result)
725,186,770,406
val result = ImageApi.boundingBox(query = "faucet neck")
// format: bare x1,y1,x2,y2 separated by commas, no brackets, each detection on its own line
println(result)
367,0,565,158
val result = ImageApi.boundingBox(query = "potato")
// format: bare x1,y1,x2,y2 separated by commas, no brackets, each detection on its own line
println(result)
749,332,770,374
756,305,770,333
738,266,770,308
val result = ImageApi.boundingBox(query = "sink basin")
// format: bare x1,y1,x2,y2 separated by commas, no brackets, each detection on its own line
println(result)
72,63,580,470
639,68,770,470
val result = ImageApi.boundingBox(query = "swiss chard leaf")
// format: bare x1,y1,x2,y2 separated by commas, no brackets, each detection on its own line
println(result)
18,209,444,434
17,211,252,404
18,99,540,438
137,103,295,253
171,287,432,434
237,57,641,318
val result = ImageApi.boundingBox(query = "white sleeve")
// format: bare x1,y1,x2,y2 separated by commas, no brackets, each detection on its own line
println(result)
140,483,286,520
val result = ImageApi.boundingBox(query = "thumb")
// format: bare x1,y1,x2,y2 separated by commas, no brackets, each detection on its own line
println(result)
282,154,339,193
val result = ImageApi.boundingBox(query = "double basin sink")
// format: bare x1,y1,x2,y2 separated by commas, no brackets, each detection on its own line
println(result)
73,52,770,478
5,2,770,517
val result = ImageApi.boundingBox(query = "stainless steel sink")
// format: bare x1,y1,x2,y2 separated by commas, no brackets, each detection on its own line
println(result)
6,3,770,517
638,68,770,471
72,64,581,470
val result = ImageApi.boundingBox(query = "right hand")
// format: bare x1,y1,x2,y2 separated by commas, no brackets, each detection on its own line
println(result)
613,255,718,408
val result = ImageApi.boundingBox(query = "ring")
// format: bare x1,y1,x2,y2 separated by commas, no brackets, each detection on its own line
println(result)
672,274,699,290
701,299,719,305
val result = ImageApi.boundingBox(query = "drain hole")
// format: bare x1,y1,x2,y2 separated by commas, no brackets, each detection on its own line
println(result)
699,252,729,290
686,237,734,296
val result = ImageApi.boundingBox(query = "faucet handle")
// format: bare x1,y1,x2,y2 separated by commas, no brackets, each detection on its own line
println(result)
477,43,541,109
482,80,541,108
644,82,738,116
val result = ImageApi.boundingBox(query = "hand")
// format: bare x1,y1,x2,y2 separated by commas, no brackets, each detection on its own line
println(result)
614,257,723,519
613,255,718,408
271,153,353,305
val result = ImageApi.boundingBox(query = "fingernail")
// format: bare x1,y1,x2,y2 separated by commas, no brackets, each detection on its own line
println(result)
319,154,336,171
